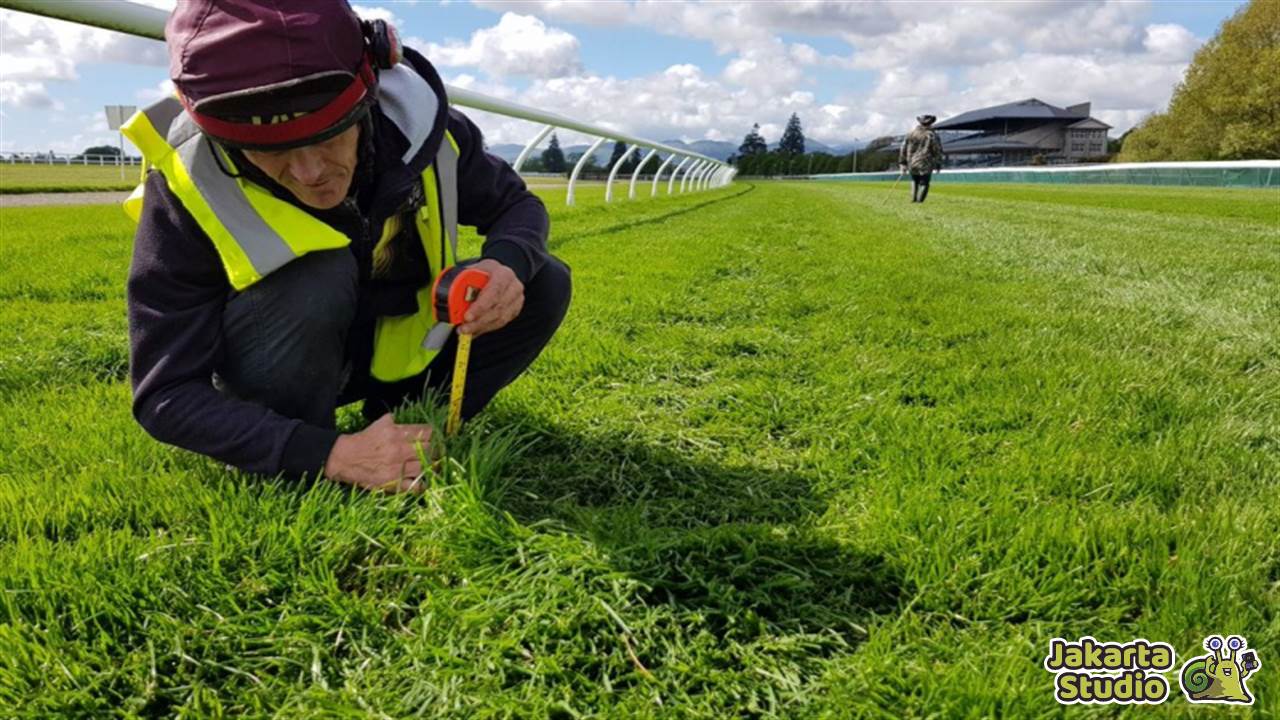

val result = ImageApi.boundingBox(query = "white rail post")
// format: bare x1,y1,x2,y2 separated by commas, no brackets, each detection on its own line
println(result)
695,164,710,191
566,136,608,206
651,154,676,197
691,162,711,190
696,161,715,191
604,144,639,203
680,160,701,193
680,159,704,193
699,163,718,190
513,123,554,174
667,156,692,195
629,148,658,199
693,162,711,191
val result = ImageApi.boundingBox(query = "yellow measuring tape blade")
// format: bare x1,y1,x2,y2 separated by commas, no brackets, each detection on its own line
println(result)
446,332,472,436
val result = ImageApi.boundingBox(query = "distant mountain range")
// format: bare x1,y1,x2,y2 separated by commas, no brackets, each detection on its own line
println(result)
485,138,873,165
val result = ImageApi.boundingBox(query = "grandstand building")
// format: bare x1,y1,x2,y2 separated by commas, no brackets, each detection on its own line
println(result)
934,98,1111,166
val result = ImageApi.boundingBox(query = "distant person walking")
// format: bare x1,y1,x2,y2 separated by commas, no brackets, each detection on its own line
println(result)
899,114,944,203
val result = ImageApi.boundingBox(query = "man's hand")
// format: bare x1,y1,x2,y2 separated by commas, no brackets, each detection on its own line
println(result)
458,259,524,337
324,413,435,493
899,164,908,174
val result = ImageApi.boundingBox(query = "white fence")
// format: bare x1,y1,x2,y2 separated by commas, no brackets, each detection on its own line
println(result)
812,160,1280,188
0,0,735,205
3,152,142,166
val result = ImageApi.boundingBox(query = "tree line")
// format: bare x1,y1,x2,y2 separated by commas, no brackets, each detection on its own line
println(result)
519,133,659,177
729,114,898,176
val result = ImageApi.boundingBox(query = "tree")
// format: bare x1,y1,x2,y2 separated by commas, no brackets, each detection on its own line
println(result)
737,123,767,157
633,150,657,175
855,136,897,172
541,133,567,173
779,113,805,155
608,140,628,172
80,145,121,158
1118,0,1279,161
565,151,600,178
1107,127,1134,156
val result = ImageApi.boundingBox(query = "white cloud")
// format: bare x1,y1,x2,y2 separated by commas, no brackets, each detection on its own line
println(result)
1143,23,1200,62
135,79,176,104
351,4,400,24
788,43,820,66
0,81,57,110
425,12,581,78
472,0,630,26
0,8,167,118
0,9,168,67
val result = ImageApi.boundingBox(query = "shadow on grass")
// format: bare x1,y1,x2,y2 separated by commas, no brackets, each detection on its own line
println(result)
485,407,907,650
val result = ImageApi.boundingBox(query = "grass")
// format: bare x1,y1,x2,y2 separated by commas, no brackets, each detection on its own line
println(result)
1,180,1278,717
0,163,141,194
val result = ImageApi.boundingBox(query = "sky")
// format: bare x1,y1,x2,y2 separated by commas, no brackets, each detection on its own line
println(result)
0,0,1250,155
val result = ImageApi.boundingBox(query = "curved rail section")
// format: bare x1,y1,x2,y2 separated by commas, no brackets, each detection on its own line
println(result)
0,0,736,207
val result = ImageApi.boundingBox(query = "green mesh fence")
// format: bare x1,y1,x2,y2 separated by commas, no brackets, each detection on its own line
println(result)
814,163,1280,188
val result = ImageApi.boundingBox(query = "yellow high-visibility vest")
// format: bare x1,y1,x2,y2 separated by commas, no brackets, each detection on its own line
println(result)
121,64,460,382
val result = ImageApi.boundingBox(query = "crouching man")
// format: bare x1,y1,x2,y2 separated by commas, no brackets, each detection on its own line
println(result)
125,0,570,492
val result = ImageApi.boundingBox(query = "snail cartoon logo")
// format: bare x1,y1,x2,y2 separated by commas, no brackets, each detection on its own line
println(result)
1179,635,1260,705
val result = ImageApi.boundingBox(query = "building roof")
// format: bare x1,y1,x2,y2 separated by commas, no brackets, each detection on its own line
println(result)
1067,117,1112,130
935,98,1090,130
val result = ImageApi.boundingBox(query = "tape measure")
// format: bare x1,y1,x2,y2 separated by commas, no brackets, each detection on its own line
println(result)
431,264,490,436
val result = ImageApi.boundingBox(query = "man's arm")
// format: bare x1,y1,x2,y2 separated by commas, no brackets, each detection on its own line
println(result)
446,108,552,336
128,171,339,477
449,108,550,285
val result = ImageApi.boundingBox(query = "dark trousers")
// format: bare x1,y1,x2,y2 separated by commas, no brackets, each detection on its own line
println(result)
216,250,571,429
911,173,932,203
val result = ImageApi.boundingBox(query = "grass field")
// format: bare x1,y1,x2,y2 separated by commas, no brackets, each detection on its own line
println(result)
0,163,142,193
1,181,1277,717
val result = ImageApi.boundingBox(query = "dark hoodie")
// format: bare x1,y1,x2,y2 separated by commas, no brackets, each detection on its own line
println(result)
126,49,550,477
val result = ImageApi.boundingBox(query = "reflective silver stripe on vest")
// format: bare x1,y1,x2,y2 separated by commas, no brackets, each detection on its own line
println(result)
142,97,184,143
136,97,300,279
421,139,461,352
436,137,459,260
422,322,453,351
172,114,298,278
379,63,438,163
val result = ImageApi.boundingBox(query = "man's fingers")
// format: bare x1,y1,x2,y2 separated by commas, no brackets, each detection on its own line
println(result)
467,277,515,322
399,476,426,494
402,459,424,480
398,423,433,441
460,285,524,336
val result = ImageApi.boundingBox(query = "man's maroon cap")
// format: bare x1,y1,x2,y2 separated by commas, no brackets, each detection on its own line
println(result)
166,0,375,149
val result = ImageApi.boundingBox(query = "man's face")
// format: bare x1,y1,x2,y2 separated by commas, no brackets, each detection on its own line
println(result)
242,123,360,209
